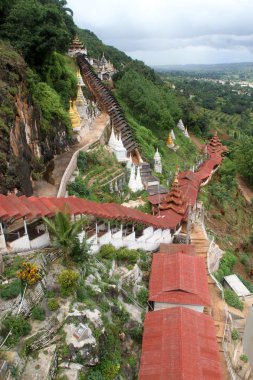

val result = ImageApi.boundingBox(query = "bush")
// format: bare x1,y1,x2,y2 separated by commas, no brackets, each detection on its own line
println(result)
100,360,120,380
58,269,79,296
31,306,45,321
47,298,59,311
215,251,237,282
240,253,250,266
231,328,239,341
224,289,243,311
0,279,21,299
137,288,148,306
3,257,23,278
116,248,139,264
2,316,31,346
129,326,143,343
99,244,117,260
240,354,248,363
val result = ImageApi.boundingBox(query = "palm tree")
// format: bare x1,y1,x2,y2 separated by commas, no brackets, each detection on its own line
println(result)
43,211,88,263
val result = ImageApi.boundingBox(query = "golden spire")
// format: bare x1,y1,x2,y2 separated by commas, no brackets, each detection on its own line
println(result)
166,132,174,147
69,100,81,130
173,167,179,184
76,85,84,105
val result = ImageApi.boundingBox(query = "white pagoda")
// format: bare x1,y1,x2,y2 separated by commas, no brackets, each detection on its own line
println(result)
154,149,162,174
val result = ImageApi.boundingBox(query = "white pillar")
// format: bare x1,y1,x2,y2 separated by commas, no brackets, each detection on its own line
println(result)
24,220,28,235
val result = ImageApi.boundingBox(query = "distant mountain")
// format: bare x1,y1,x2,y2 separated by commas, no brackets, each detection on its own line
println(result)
153,62,253,73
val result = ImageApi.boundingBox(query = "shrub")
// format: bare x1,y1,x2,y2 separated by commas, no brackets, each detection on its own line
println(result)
137,288,148,307
31,306,45,321
17,262,41,285
58,269,79,296
240,354,248,363
231,329,239,341
224,289,243,311
240,253,250,266
2,316,31,346
47,298,59,311
129,326,143,343
99,244,117,260
100,360,120,380
116,248,139,264
3,257,23,278
0,279,21,299
215,251,237,282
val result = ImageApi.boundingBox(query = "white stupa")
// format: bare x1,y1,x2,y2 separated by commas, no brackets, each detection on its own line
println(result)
184,126,190,138
154,149,162,174
135,166,144,191
128,165,137,192
108,129,128,162
171,129,176,140
126,154,133,169
177,119,185,132
108,127,118,150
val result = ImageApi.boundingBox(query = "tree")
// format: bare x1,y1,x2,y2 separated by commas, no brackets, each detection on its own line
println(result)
1,0,75,67
42,211,88,263
234,136,253,185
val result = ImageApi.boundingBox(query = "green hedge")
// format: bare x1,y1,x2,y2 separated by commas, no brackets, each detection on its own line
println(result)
215,251,237,282
224,289,243,311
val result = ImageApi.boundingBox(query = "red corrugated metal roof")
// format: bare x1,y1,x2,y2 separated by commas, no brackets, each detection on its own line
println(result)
149,252,210,306
139,307,223,380
0,195,176,229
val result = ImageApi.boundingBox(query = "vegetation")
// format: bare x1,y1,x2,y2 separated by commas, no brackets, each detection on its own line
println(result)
58,269,79,296
2,315,31,346
231,328,239,341
224,288,243,311
0,279,21,299
1,0,75,68
47,298,59,311
17,262,41,285
215,251,237,282
31,306,46,321
99,244,140,264
43,211,88,263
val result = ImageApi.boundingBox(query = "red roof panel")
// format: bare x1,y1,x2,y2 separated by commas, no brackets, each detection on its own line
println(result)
159,243,196,255
139,307,223,380
149,252,210,306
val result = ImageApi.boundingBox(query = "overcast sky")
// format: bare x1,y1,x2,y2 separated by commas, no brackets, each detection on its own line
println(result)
67,0,253,65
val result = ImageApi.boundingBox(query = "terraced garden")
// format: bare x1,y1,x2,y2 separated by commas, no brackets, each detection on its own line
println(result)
68,146,128,203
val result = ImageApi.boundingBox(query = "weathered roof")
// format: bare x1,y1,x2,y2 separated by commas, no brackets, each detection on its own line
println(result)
0,195,178,229
149,252,210,306
159,243,196,255
139,307,223,380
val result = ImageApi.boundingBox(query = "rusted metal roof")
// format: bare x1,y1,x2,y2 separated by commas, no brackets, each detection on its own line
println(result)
139,307,223,380
149,252,211,306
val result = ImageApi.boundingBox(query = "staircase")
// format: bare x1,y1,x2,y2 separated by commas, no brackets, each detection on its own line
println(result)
191,224,230,380
140,162,167,195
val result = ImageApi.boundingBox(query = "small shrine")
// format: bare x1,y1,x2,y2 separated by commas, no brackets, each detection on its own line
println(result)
108,127,128,162
159,173,188,217
166,133,175,149
154,149,162,174
128,165,144,192
177,119,190,139
76,68,85,86
76,85,86,106
207,132,228,155
68,36,87,57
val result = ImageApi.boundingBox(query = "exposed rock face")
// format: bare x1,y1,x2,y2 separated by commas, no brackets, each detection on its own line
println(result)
0,41,70,195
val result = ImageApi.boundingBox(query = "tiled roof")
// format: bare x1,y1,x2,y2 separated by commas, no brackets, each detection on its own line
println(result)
159,243,196,255
0,195,178,229
139,307,223,380
149,252,210,306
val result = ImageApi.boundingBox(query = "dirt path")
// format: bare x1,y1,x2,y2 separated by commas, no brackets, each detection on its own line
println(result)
33,112,109,197
237,176,253,204
189,132,204,151
191,224,230,380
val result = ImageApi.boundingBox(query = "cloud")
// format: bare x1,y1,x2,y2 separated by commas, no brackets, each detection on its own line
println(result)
67,0,253,64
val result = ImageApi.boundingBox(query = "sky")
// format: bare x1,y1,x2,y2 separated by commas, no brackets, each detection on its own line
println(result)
67,0,253,66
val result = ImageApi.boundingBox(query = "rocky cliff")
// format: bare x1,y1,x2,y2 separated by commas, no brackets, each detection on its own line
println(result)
0,41,70,195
